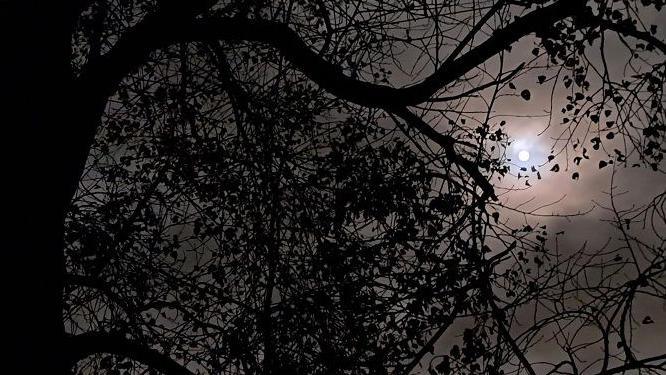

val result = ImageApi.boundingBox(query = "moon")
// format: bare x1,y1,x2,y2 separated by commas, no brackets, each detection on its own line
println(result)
518,150,530,162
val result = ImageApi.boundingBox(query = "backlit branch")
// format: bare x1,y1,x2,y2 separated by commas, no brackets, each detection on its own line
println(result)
77,0,589,115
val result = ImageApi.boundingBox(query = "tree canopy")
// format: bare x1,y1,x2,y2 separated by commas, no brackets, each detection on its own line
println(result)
2,1,665,374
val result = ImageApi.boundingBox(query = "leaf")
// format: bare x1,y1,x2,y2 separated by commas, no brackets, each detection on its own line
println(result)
491,212,500,223
450,345,460,358
599,160,608,169
550,164,560,172
435,356,450,373
520,89,531,101
538,75,546,84
572,172,579,180
642,316,654,324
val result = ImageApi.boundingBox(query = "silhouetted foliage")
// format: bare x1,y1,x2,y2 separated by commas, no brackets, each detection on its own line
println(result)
2,1,665,374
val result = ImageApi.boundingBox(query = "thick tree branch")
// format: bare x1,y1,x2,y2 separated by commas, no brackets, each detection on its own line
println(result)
564,5,666,55
71,1,596,204
77,0,587,111
596,354,666,375
391,107,497,201
79,0,666,211
74,1,215,112
67,332,195,375
598,19,666,54
70,1,596,204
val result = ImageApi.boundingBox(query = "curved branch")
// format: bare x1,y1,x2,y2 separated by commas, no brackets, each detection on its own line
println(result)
74,0,621,208
77,0,586,111
574,9,666,55
596,354,666,375
599,19,666,54
67,332,195,375
391,107,497,201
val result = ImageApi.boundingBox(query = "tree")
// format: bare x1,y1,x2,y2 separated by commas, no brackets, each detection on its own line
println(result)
2,0,665,374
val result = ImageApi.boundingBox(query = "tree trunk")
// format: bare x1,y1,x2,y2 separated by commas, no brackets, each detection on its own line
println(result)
1,2,86,373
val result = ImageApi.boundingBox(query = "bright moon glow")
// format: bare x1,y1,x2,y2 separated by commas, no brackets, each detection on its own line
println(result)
518,150,530,162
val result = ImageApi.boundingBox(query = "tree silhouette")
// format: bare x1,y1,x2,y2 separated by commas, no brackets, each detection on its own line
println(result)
2,1,665,374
